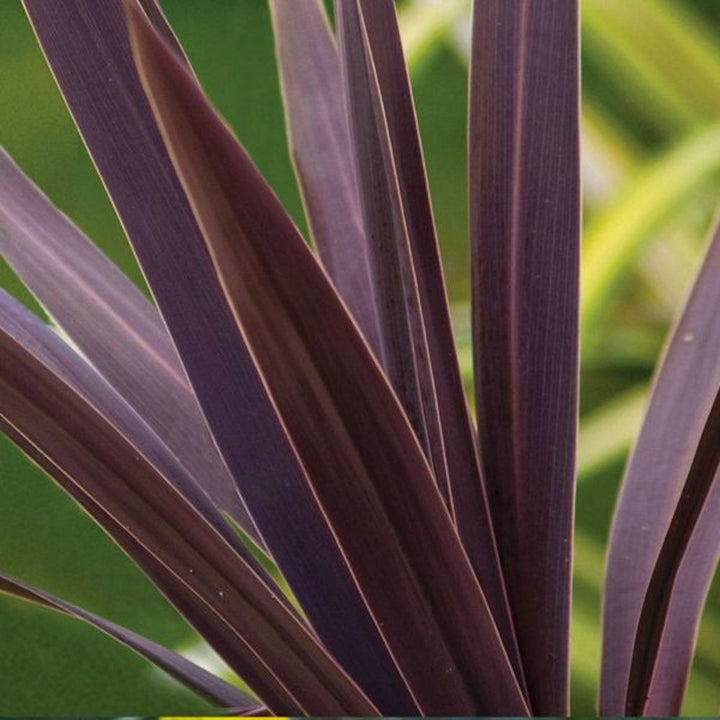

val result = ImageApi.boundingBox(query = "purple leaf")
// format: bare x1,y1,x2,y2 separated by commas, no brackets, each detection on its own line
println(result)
624,384,720,715
0,571,259,710
601,224,720,715
21,1,411,708
335,0,451,504
469,1,581,713
268,0,381,356
127,4,529,714
351,0,524,691
0,147,260,545
0,289,376,716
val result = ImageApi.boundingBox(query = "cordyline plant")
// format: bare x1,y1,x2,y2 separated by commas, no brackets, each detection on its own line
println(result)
0,0,717,716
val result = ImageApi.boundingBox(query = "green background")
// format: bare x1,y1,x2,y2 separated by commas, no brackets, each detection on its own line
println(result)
0,0,718,714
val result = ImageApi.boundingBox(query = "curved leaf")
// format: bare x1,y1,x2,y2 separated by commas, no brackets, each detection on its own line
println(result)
0,148,260,545
21,2,411,708
624,385,720,715
127,4,528,715
601,221,720,715
0,572,258,710
0,290,376,716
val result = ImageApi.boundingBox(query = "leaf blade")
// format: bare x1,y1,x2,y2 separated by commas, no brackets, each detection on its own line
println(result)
0,572,259,711
624,386,720,715
353,0,523,689
469,1,581,713
601,222,720,715
0,147,260,545
0,290,376,716
268,0,381,356
21,1,411,707
127,5,528,714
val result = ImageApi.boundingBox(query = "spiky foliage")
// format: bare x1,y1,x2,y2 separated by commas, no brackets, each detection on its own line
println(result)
0,1,717,716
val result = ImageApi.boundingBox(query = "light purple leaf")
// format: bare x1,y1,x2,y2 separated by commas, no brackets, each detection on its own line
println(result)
21,1,412,708
0,147,260,545
268,0,381,356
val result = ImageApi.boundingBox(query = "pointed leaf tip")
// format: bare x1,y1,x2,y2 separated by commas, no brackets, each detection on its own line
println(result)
127,0,528,714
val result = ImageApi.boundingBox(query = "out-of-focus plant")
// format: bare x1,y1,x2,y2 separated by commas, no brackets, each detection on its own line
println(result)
0,0,718,716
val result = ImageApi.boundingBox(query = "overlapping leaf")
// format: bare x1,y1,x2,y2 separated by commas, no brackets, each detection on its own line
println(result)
127,3,528,715
21,1,411,709
0,289,376,716
601,223,720,716
268,0,381,356
335,0,451,503
0,148,260,544
347,0,523,687
469,1,581,713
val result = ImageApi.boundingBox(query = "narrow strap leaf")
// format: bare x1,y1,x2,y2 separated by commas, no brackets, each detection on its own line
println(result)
469,1,581,713
335,0,451,503
0,291,377,716
127,5,528,714
354,0,524,691
0,571,259,710
268,0,381,356
624,385,720,715
0,148,261,546
21,2,412,709
601,223,720,715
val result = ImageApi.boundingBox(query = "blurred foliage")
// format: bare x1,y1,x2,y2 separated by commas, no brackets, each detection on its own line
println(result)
0,0,718,714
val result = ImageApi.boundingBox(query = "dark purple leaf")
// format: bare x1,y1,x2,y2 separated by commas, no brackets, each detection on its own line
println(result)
352,0,524,691
335,0,451,504
469,1,581,713
21,1,412,709
0,290,376,716
0,571,259,710
127,5,529,714
0,147,260,546
268,0,381,356
624,384,720,715
601,225,720,715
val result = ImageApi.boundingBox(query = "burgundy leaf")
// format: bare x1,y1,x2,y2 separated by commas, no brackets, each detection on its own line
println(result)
127,4,529,715
268,0,381,356
0,290,376,716
335,0,451,504
353,0,524,691
601,224,720,715
21,1,412,709
469,1,581,713
0,571,259,710
624,384,720,715
0,148,260,545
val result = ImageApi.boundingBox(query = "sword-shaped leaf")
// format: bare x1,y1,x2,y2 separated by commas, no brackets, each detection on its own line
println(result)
0,290,376,716
601,223,720,715
335,0,451,505
268,0,381,356
127,4,528,714
469,1,581,713
350,0,524,690
21,2,410,708
0,148,260,545
0,572,259,711
624,386,720,715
